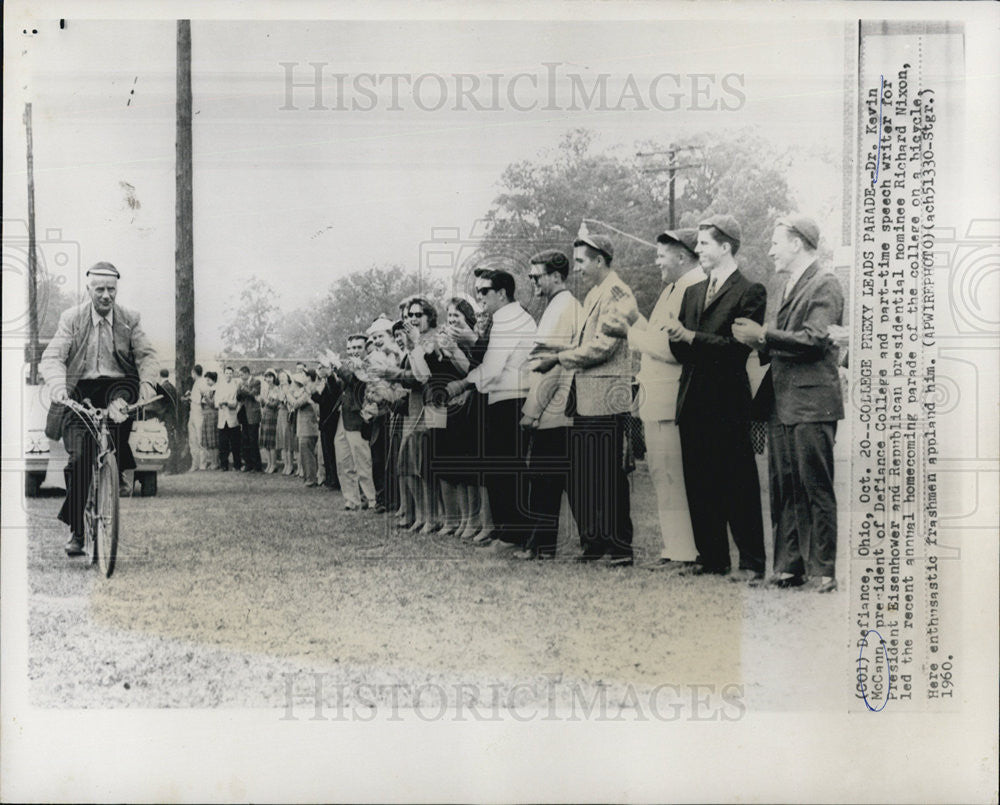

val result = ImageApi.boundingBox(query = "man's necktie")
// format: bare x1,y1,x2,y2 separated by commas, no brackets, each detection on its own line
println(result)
705,275,719,304
97,317,111,375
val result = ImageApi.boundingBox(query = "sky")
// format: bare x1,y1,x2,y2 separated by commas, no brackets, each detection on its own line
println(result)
4,18,848,358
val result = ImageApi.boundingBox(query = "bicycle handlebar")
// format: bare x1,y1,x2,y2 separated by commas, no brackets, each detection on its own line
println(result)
64,394,164,420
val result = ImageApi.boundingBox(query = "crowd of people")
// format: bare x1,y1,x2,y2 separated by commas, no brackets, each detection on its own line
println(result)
44,213,845,592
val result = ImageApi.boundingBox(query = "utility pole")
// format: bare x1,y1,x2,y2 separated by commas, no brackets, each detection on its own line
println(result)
24,103,40,384
176,20,195,466
637,145,704,230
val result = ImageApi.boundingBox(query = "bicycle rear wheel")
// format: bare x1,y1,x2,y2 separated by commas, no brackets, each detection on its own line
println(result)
96,453,120,578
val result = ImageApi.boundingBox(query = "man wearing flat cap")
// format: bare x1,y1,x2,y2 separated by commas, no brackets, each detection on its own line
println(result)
604,228,704,569
666,215,767,581
534,230,638,566
732,216,844,593
41,261,158,558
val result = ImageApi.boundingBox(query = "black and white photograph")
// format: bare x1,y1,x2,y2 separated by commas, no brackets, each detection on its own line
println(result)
2,1,997,802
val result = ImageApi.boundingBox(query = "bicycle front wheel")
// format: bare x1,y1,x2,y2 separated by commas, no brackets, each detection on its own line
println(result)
96,452,120,578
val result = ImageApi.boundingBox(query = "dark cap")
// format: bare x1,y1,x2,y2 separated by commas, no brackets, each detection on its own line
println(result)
573,233,614,262
776,215,820,250
698,214,742,244
86,261,120,279
656,228,699,258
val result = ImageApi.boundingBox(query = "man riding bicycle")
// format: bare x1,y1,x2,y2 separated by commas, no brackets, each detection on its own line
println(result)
40,262,159,557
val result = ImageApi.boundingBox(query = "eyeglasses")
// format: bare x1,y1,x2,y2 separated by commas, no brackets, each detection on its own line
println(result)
527,273,547,282
475,286,495,296
407,311,426,319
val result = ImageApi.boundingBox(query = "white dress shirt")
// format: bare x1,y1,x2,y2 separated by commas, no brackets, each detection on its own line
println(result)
465,301,537,404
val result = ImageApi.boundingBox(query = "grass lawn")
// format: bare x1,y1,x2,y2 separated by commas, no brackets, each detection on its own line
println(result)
26,459,850,711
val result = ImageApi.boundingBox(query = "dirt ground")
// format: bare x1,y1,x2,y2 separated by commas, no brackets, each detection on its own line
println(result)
24,460,851,713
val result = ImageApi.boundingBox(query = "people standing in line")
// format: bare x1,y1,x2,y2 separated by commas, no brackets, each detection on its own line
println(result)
385,321,410,522
436,297,482,539
396,297,443,532
237,365,263,472
364,316,398,513
312,360,342,490
200,371,219,463
667,214,767,582
214,365,242,471
288,371,320,487
534,233,637,567
732,215,844,593
447,268,536,554
277,370,297,476
603,228,704,570
519,250,582,560
186,364,211,472
410,297,473,536
334,335,378,510
259,369,280,473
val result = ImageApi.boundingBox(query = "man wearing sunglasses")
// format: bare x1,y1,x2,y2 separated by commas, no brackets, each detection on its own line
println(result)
447,268,536,553
519,250,582,560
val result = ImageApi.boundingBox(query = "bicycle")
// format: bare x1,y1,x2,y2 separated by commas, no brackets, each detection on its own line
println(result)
64,395,162,578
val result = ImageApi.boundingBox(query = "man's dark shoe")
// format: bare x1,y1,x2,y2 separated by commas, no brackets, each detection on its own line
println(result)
766,574,806,589
65,535,85,557
574,552,604,564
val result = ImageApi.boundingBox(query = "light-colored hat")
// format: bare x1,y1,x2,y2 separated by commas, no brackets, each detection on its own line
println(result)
86,261,121,278
366,315,394,336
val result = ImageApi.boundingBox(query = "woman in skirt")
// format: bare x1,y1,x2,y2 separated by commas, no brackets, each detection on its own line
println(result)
200,371,219,464
276,369,297,475
259,368,280,472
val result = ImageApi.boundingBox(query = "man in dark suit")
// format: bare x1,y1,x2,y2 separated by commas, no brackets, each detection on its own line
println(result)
236,366,263,472
313,360,342,489
667,215,767,581
40,262,158,557
733,216,844,593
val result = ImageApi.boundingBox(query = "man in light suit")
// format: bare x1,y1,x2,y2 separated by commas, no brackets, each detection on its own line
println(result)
535,233,638,566
604,228,704,568
215,366,242,471
733,216,844,593
667,215,767,581
40,262,158,557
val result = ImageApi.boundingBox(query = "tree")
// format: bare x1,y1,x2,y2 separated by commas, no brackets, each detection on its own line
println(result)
474,127,816,318
219,275,282,357
276,263,446,357
475,129,665,318
37,273,83,340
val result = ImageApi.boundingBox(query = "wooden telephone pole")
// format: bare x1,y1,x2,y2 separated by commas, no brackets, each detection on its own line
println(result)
636,145,704,230
24,103,41,384
175,20,195,464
